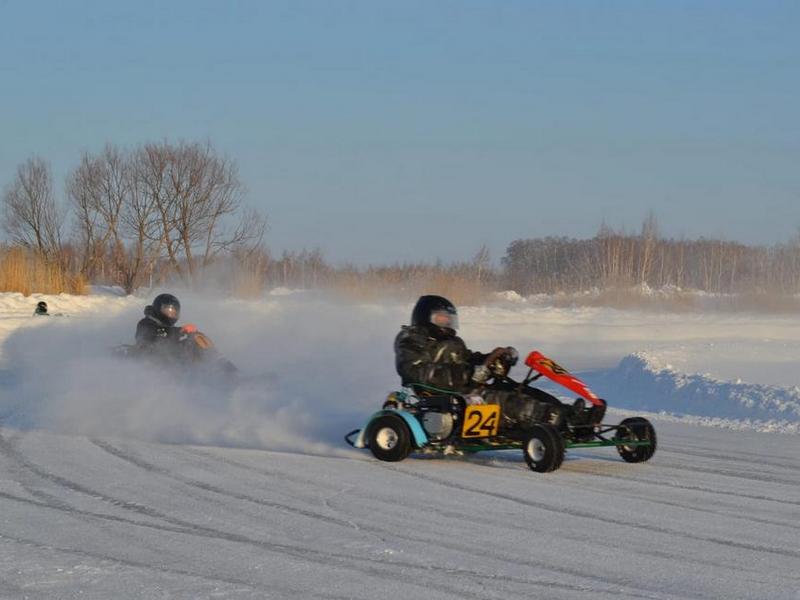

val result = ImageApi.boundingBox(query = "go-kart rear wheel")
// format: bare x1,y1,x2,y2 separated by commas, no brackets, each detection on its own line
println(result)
614,417,657,463
522,424,565,473
367,415,412,462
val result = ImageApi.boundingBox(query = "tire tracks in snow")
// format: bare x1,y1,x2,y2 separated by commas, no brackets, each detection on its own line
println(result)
560,474,800,532
3,428,791,597
562,461,800,510
97,438,795,596
187,449,710,600
180,445,338,488
0,432,617,600
92,440,709,599
651,458,800,488
370,469,799,593
1,429,788,598
90,438,362,531
90,439,659,599
662,435,798,466
318,491,715,600
382,463,800,562
0,432,185,523
0,488,617,600
0,528,295,598
666,445,800,472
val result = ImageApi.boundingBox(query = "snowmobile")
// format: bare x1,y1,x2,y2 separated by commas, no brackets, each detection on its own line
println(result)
113,328,238,377
345,350,656,473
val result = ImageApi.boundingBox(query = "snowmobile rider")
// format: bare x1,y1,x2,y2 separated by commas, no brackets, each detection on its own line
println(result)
135,293,197,350
34,301,49,316
394,295,567,431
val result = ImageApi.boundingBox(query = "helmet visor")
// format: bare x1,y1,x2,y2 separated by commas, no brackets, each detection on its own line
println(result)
430,309,458,331
159,303,179,323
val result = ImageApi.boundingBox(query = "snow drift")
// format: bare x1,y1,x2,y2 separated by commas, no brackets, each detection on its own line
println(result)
584,352,800,434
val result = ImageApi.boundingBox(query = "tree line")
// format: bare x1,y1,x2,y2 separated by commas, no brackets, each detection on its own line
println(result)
4,145,799,300
2,142,265,293
502,215,800,295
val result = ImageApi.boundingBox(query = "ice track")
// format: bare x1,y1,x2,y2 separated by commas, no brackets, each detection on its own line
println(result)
0,421,797,599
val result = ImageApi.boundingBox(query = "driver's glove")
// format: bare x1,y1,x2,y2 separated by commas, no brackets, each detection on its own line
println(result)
471,365,490,383
505,347,519,365
465,394,485,406
484,347,508,365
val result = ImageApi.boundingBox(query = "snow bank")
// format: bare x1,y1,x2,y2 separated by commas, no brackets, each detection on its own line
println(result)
587,352,800,434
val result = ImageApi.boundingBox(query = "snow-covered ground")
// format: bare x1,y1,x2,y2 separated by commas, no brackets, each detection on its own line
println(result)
0,291,798,598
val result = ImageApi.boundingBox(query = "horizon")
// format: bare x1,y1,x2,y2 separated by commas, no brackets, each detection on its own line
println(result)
2,1,799,265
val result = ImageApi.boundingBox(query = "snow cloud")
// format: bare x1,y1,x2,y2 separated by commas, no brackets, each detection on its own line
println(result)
0,293,408,454
1,292,798,451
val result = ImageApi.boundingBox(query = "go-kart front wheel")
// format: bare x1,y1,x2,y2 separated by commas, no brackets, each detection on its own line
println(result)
614,417,657,463
367,415,412,462
522,424,565,473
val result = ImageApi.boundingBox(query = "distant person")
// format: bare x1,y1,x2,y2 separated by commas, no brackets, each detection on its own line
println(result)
33,301,49,316
394,295,567,431
135,293,196,349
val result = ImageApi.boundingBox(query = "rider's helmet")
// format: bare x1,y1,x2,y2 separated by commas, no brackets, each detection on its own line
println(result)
36,301,48,314
411,295,459,335
152,293,180,326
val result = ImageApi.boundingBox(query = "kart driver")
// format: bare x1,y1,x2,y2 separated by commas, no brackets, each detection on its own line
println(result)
135,293,197,350
394,295,567,431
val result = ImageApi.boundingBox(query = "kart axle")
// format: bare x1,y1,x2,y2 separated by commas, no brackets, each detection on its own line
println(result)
566,439,653,449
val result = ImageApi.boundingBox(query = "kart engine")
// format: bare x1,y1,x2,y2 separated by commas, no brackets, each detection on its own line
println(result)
421,412,454,441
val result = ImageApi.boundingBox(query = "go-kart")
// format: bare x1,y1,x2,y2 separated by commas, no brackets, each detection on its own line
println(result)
345,350,656,473
113,327,237,377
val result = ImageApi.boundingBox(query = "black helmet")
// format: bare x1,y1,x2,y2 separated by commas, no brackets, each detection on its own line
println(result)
411,295,459,333
152,293,180,326
37,301,48,311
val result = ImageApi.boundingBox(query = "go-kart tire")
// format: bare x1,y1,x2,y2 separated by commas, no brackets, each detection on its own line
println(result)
367,415,412,462
614,417,657,463
522,424,565,473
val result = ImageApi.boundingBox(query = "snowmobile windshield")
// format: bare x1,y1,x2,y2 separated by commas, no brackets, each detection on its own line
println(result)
430,309,458,331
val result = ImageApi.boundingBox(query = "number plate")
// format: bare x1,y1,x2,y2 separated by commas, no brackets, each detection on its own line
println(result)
461,404,500,438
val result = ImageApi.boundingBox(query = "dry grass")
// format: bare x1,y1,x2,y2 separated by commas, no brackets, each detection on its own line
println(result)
0,247,87,295
230,260,270,299
546,286,800,313
325,270,492,306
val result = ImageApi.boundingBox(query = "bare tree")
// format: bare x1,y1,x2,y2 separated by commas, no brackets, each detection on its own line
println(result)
68,146,127,278
68,159,103,276
7,141,274,294
472,244,491,284
68,145,164,293
121,159,163,292
132,141,265,283
2,157,63,259
639,211,659,285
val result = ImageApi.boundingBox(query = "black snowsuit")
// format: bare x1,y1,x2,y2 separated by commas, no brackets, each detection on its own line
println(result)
131,308,235,375
394,324,488,391
135,307,182,349
394,324,564,431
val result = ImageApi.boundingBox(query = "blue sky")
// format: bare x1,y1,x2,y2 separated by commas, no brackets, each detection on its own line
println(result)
1,1,798,264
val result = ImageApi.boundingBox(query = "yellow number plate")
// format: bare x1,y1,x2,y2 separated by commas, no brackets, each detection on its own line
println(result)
461,404,500,438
